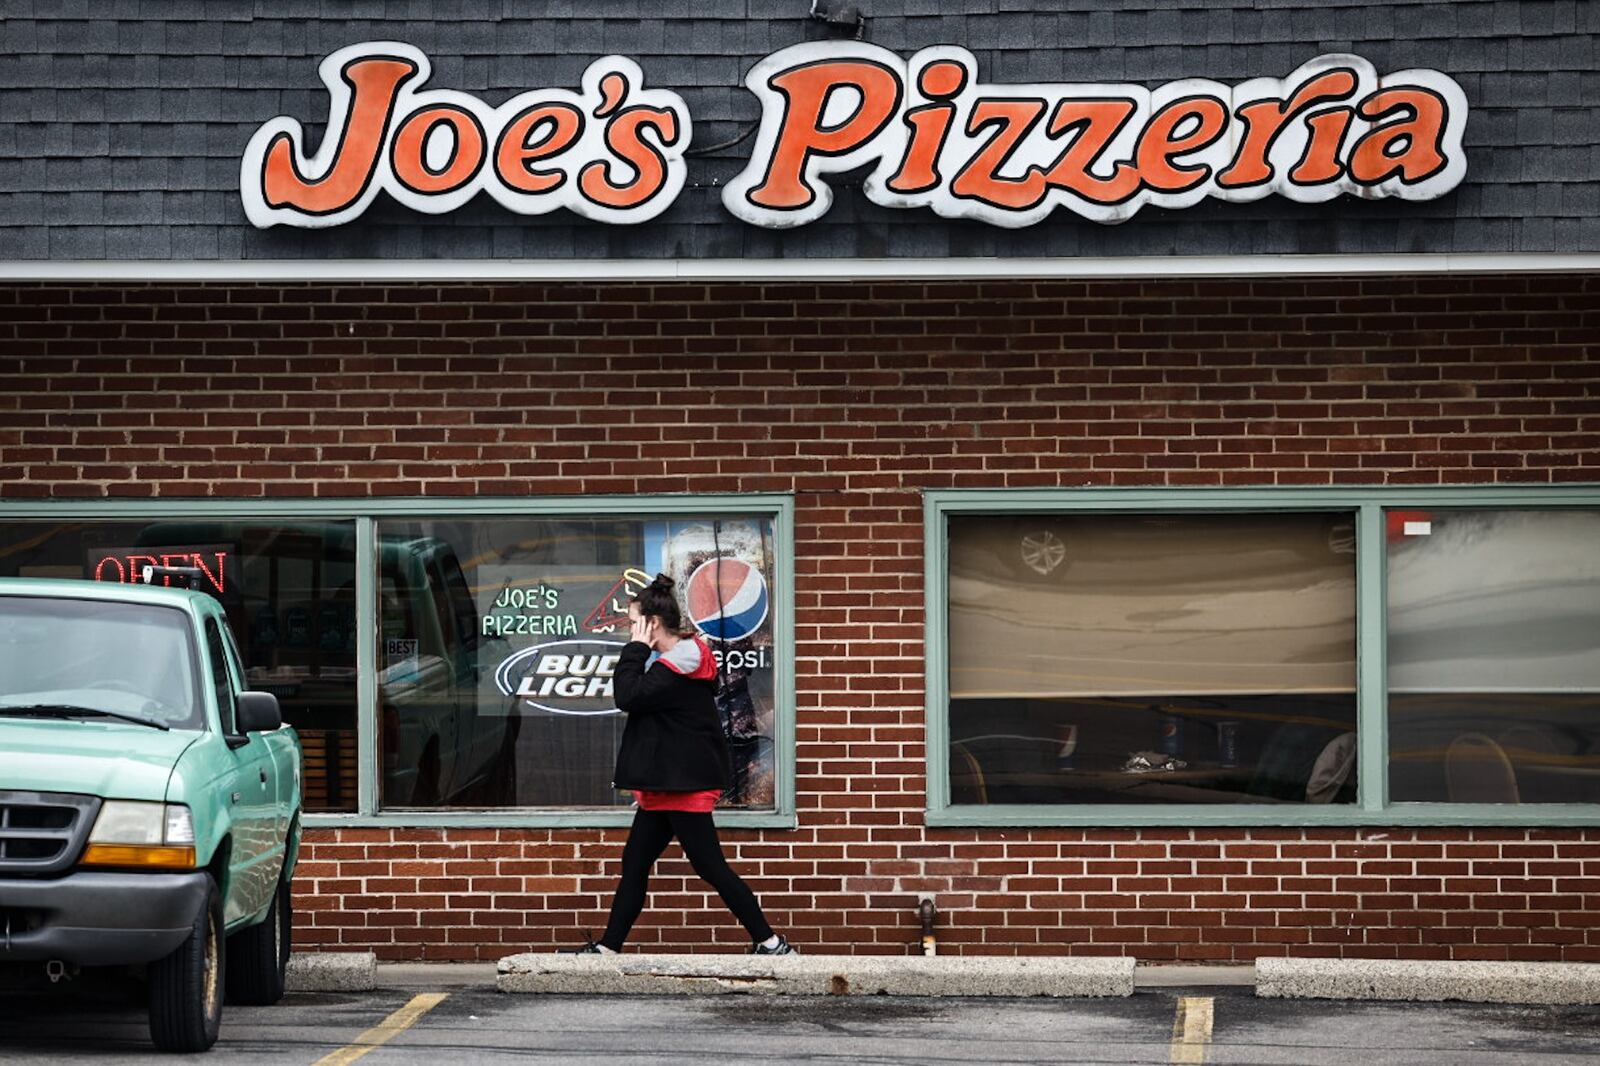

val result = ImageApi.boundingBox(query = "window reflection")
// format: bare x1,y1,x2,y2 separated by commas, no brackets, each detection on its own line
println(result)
376,530,520,807
375,516,779,810
1387,509,1600,803
947,513,1358,805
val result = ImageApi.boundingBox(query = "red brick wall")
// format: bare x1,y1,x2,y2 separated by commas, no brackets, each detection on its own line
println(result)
288,826,1600,962
3,275,1598,962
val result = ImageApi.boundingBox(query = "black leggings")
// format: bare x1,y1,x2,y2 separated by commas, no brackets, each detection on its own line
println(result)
600,808,773,951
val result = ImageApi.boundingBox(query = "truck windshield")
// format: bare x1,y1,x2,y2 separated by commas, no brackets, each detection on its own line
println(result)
0,596,204,730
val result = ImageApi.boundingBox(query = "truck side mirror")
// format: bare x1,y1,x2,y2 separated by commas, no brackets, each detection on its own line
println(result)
236,691,283,734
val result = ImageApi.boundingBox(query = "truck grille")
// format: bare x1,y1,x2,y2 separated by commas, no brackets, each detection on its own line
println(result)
0,791,100,876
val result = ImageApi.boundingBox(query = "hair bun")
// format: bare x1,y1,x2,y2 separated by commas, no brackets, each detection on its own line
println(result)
649,572,675,591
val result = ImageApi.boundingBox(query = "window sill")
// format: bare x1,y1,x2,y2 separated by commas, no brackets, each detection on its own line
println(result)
924,803,1600,828
304,809,798,830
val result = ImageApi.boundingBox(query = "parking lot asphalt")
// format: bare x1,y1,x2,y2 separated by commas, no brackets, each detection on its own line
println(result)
5,980,1600,1064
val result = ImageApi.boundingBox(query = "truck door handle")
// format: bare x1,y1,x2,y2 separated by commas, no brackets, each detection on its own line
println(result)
260,769,268,784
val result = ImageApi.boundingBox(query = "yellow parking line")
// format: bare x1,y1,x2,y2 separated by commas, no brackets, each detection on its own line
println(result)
313,992,449,1066
1169,995,1214,1065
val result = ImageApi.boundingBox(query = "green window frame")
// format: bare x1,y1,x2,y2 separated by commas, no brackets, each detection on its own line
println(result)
0,495,797,830
924,486,1600,828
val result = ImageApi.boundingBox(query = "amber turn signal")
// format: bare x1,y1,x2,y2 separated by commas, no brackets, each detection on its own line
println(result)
79,844,197,869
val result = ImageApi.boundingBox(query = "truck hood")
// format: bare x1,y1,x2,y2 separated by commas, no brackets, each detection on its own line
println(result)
0,719,200,801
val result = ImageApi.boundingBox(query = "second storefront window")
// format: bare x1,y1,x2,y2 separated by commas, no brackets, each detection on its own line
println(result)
930,489,1600,824
946,512,1359,806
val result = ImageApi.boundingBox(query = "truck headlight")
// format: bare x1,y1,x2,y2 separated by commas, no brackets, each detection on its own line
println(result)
81,802,197,869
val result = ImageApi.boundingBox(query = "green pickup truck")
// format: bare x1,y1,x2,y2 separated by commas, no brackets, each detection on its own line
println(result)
0,574,303,1052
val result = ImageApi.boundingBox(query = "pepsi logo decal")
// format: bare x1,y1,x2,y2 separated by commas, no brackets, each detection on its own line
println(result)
686,556,769,642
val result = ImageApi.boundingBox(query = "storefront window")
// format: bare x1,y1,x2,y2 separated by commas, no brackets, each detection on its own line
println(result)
1387,509,1600,803
374,515,778,810
0,521,359,811
945,512,1358,806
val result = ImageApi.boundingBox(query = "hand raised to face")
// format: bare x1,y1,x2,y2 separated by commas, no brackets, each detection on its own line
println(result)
628,612,657,647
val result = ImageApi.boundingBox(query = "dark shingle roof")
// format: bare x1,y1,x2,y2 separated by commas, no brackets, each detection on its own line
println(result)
1,0,1596,261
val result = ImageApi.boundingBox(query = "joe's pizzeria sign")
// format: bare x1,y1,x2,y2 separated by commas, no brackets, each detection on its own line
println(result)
241,42,1468,230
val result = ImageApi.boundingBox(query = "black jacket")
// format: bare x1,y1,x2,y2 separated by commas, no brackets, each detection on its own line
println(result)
611,637,731,793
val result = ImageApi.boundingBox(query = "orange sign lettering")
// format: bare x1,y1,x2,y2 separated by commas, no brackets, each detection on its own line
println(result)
242,43,690,228
725,44,1468,227
241,42,1469,231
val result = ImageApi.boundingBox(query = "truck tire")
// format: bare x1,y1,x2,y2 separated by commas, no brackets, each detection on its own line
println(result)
148,874,224,1053
225,875,292,1006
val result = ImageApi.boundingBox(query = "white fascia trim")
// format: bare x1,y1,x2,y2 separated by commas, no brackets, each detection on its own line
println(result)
0,253,1598,282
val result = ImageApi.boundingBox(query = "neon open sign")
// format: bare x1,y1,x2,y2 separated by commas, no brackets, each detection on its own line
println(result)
89,548,232,595
241,42,1468,231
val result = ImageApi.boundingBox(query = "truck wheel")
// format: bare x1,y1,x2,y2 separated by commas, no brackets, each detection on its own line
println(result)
225,875,292,1006
149,874,224,1052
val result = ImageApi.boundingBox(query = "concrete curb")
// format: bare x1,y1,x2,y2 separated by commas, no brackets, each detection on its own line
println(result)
1256,957,1600,1005
1134,964,1256,988
376,962,499,988
284,955,1600,1006
496,953,1135,997
286,952,378,992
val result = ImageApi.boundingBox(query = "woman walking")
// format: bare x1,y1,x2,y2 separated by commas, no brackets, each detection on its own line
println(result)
566,573,794,955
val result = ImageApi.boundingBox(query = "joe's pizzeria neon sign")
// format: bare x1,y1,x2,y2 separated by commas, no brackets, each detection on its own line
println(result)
241,42,1468,230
